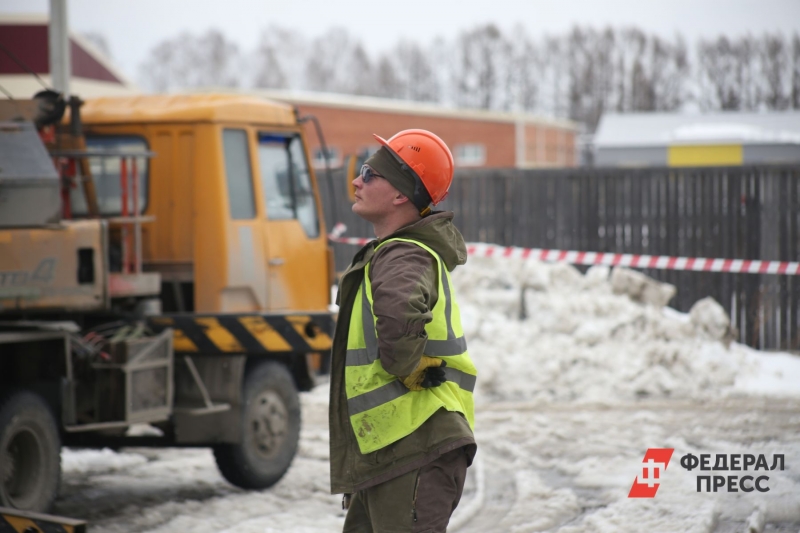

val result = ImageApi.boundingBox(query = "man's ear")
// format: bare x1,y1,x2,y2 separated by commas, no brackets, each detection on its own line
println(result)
393,193,411,206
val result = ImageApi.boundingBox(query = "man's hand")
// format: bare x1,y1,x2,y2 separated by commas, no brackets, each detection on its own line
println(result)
401,356,447,391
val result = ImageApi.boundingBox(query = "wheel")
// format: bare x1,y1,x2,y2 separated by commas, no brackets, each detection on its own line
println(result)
213,361,300,489
0,390,61,512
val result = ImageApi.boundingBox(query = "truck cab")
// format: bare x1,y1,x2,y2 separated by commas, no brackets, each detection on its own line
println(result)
78,93,332,314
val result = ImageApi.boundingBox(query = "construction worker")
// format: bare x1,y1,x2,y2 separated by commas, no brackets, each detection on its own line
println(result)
329,129,477,532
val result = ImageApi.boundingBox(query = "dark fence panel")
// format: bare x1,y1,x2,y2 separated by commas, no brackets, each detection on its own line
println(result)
318,165,800,351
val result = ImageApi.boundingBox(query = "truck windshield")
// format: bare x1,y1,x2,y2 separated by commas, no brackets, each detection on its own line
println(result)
69,136,149,216
257,132,319,238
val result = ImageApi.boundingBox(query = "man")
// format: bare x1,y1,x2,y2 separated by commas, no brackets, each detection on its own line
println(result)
329,129,478,533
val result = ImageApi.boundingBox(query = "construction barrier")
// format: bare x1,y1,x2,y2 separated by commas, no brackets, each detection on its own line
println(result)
328,224,800,276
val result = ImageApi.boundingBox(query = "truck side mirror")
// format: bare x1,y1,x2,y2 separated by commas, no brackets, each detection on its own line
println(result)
345,154,358,202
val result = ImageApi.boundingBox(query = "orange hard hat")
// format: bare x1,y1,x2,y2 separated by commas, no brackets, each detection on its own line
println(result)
373,129,454,208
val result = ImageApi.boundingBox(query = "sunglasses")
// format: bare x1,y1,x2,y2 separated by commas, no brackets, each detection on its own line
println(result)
359,165,384,184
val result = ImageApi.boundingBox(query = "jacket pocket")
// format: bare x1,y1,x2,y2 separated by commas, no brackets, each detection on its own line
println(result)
366,441,396,466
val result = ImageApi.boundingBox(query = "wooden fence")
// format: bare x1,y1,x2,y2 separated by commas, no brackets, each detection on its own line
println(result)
318,165,800,352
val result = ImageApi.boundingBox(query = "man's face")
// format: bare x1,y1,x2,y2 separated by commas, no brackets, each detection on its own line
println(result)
351,165,404,222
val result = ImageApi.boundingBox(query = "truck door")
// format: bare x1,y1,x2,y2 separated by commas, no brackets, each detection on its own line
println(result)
255,132,328,312
218,128,268,312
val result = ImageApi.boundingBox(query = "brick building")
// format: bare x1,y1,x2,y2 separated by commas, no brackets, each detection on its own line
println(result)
253,90,578,169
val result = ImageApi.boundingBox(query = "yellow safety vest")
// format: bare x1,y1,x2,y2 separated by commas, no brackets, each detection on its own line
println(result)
345,237,477,454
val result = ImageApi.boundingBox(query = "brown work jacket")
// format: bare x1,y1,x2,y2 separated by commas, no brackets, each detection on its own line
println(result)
329,212,476,494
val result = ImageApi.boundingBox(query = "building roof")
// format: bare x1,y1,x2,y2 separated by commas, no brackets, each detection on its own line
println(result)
0,13,138,97
246,89,578,131
80,93,296,125
595,111,800,147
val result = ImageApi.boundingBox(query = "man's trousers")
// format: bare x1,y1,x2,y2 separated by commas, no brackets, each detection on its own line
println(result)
342,447,469,533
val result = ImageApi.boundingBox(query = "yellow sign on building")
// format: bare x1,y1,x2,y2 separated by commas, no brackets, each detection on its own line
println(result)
667,144,744,167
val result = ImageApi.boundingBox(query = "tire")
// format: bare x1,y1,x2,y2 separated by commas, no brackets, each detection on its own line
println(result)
213,361,301,489
0,390,61,512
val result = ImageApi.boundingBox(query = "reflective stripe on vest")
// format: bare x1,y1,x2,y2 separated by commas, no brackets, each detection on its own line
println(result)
344,237,477,454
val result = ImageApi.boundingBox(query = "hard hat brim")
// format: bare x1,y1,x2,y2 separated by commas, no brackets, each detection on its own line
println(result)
372,133,414,175
372,133,390,148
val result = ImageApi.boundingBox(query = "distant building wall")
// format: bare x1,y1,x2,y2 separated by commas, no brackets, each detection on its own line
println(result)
294,103,518,168
521,124,576,167
594,112,800,167
667,144,743,166
255,91,578,169
595,147,668,167
596,144,800,167
743,144,800,164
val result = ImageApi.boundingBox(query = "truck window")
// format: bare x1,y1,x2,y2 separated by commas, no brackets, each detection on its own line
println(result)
257,133,319,238
223,129,256,220
69,136,149,216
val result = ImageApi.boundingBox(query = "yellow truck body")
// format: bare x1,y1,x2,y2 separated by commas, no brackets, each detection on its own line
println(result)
0,93,337,514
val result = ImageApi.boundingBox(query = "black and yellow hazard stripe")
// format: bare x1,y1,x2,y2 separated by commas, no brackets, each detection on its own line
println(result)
147,312,335,355
0,507,86,533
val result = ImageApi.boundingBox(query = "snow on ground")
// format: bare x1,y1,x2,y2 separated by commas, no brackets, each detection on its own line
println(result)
56,384,345,533
53,258,800,532
735,349,800,397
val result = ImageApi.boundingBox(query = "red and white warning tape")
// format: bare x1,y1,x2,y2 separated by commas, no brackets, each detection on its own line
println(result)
462,244,800,275
327,224,799,275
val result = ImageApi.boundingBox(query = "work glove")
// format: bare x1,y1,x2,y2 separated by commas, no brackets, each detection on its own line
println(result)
401,356,447,391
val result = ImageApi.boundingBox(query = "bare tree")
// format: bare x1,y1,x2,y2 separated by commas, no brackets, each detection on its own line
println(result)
452,24,514,110
566,27,593,125
793,33,800,109
393,41,439,102
139,29,241,92
740,36,759,109
759,32,792,110
305,28,376,95
622,29,656,111
651,35,690,111
561,25,686,129
508,25,543,112
253,26,308,89
542,35,569,117
697,36,746,110
373,55,403,99
566,27,617,130
137,22,800,131
349,45,375,96
253,45,286,89
705,35,772,111
696,33,796,111
594,28,618,114
427,36,452,105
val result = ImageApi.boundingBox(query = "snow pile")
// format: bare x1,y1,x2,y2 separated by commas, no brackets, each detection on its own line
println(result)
454,258,800,404
62,447,147,475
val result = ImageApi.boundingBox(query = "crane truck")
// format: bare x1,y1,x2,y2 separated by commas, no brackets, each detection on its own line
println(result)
0,91,337,513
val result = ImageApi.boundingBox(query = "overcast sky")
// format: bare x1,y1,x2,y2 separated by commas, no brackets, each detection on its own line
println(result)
3,0,799,83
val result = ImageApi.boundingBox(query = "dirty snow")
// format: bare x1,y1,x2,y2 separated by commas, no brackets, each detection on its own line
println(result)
53,258,800,532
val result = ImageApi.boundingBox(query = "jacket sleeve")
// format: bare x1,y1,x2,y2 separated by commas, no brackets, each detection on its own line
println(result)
368,241,439,377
